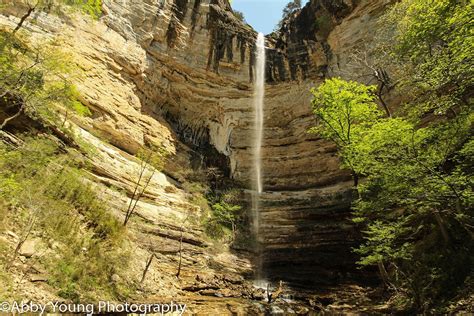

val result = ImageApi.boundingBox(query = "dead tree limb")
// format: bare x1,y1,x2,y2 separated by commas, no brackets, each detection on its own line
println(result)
124,151,155,226
13,1,38,34
176,228,184,278
0,103,25,130
346,50,394,117
140,252,155,284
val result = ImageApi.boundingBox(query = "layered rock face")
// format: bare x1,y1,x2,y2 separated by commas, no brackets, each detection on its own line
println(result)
97,0,389,286
1,0,389,290
253,0,392,286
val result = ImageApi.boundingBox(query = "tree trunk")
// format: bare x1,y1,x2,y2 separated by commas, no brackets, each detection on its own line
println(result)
352,171,359,187
13,4,37,34
378,261,391,287
125,171,155,226
377,82,391,118
378,91,391,118
124,164,145,226
140,253,154,284
62,109,68,127
176,228,184,278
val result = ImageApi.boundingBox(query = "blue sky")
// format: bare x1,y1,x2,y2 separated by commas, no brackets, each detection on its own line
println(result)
231,0,310,34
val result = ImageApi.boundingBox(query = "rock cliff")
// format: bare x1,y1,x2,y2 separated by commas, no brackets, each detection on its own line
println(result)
257,0,393,286
0,0,392,299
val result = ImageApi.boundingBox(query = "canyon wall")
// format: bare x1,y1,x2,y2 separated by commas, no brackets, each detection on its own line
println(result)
258,0,393,286
94,0,391,286
1,0,391,289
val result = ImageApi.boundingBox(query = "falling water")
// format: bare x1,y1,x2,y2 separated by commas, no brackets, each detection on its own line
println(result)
252,32,266,281
253,33,265,197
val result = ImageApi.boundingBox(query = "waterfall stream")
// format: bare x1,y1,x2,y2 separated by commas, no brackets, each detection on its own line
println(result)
252,32,266,282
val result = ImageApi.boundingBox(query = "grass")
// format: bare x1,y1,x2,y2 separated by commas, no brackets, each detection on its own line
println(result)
0,240,14,301
0,135,131,301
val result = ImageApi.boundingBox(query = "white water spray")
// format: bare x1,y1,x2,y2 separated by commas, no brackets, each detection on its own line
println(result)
252,32,266,280
253,32,265,196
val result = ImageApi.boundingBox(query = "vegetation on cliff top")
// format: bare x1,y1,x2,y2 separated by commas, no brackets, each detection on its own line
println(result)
310,0,473,312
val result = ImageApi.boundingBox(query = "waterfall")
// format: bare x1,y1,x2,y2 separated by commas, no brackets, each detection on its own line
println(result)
252,32,266,281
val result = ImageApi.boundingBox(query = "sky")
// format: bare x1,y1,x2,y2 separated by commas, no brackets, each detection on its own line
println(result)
231,0,310,34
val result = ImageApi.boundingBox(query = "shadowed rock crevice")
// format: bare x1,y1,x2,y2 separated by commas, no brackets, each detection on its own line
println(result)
164,111,232,177
190,0,202,34
166,0,189,48
206,0,256,77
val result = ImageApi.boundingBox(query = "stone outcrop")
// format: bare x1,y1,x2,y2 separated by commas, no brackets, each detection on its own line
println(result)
255,0,392,286
0,0,392,292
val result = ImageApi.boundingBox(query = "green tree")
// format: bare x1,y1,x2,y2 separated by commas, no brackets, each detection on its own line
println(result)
375,0,473,120
233,10,245,22
0,27,84,130
123,145,166,226
283,0,302,16
204,190,242,241
354,117,472,308
311,79,472,311
275,0,303,31
309,0,474,307
309,78,382,186
64,0,102,19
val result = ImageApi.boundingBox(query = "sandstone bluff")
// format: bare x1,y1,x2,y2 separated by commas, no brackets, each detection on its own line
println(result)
0,0,398,313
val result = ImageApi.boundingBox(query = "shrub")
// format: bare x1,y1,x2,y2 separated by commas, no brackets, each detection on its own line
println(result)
204,190,242,241
0,136,129,301
0,28,88,130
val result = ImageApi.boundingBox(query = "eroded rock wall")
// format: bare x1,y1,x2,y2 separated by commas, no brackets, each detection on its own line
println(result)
96,0,390,286
254,0,392,286
1,0,390,288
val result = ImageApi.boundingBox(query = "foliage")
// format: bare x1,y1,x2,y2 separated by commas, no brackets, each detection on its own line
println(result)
10,0,102,20
282,0,302,17
233,10,245,22
67,85,91,117
275,0,302,31
309,78,382,183
136,145,167,171
0,136,129,301
0,28,87,129
180,166,244,243
204,190,242,241
310,1,473,307
310,78,381,148
375,0,473,119
312,78,472,311
64,0,102,19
